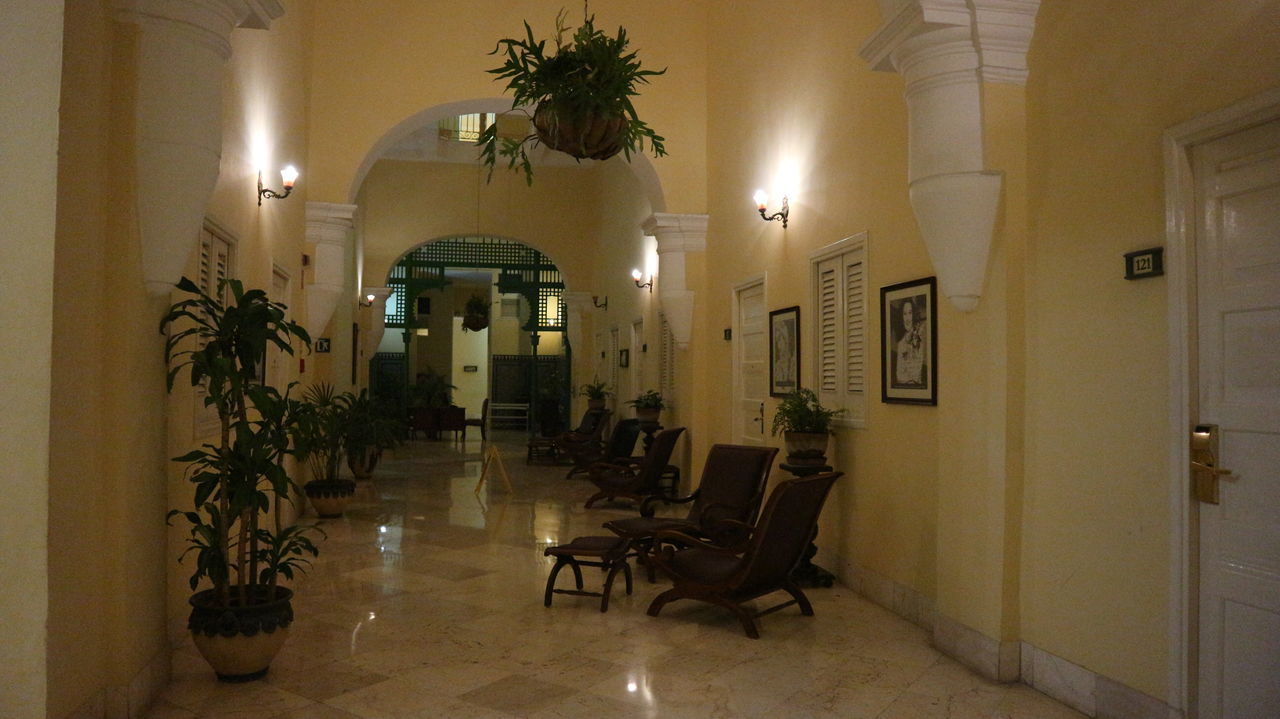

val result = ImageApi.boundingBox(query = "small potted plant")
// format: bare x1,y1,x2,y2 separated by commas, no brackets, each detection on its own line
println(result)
579,378,612,410
461,293,490,332
294,383,357,518
344,390,404,481
771,388,846,466
479,8,667,184
627,388,665,423
162,277,321,681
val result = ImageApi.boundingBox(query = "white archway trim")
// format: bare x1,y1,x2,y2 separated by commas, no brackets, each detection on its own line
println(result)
642,213,708,350
114,0,285,295
305,202,355,339
860,0,1038,311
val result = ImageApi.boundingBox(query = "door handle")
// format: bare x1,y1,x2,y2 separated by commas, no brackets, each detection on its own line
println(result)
1190,460,1233,476
1190,424,1234,504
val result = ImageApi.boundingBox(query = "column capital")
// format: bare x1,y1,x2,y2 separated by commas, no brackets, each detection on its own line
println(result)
306,202,357,247
560,291,596,314
642,213,709,253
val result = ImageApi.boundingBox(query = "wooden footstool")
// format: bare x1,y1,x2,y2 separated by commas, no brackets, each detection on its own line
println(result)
543,536,633,612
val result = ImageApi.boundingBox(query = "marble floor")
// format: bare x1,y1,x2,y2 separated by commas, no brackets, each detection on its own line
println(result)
147,431,1085,719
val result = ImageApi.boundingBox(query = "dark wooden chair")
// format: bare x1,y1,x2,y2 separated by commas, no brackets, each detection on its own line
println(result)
602,443,779,580
463,398,488,440
584,427,685,509
564,418,642,479
646,471,842,638
527,408,610,463
438,405,466,440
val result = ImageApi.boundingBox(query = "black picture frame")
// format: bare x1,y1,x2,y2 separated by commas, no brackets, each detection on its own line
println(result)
880,277,937,405
619,348,630,368
768,306,800,397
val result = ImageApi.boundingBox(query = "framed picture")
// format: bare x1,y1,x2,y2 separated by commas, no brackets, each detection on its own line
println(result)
769,306,800,397
880,277,937,405
619,348,630,368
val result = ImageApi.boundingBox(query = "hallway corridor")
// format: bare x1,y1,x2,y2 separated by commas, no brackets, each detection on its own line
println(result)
145,433,1084,718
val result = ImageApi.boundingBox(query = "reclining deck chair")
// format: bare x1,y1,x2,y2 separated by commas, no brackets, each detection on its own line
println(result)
603,444,778,580
583,426,685,509
564,418,642,479
646,471,842,638
527,408,609,463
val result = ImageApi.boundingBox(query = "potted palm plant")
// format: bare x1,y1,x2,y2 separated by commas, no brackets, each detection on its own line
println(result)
162,277,321,682
294,383,358,518
479,8,667,184
771,388,846,466
579,378,612,410
627,388,665,423
344,390,404,481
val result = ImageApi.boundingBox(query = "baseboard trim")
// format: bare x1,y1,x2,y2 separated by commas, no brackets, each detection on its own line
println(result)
842,562,1182,718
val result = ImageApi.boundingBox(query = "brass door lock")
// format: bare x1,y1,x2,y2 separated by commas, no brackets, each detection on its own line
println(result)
1190,424,1234,504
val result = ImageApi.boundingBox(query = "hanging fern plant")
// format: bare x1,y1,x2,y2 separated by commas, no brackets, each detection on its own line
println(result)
478,6,667,184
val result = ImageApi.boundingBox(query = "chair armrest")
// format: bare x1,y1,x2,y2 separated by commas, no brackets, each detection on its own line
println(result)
639,488,700,517
588,461,637,478
652,529,742,554
699,517,755,552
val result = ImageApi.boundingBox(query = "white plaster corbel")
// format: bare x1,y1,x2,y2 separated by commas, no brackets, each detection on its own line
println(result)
360,286,393,362
860,0,1038,311
114,0,285,295
641,213,708,350
305,202,355,339
560,291,595,368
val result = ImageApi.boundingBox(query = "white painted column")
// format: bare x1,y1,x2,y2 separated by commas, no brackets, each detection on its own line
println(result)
860,0,1038,311
113,0,284,295
305,202,356,340
641,213,708,350
561,291,595,415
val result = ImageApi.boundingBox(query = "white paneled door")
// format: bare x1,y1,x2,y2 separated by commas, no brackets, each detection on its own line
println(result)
1193,117,1280,719
734,278,767,445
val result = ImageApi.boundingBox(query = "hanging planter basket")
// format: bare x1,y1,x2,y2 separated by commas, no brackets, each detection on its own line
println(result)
461,313,489,332
533,103,626,161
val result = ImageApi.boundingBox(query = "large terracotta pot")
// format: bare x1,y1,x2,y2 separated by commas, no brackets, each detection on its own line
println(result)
635,407,661,424
783,431,830,466
347,447,382,481
587,398,607,411
188,585,293,682
305,478,356,518
533,102,626,161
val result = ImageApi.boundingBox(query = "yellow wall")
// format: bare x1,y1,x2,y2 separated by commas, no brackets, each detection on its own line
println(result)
2,1,62,715
306,0,708,213
703,0,938,601
1022,0,1280,697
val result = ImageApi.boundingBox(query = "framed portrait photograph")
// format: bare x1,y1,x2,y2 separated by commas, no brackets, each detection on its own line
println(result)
880,277,937,405
769,306,800,397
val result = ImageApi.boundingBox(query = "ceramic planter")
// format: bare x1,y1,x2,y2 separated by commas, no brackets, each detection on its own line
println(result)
304,478,356,518
188,585,293,682
783,431,829,466
346,447,382,481
635,407,661,423
587,398,607,410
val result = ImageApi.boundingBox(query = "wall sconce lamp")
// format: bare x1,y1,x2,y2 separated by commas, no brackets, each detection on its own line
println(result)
258,165,299,205
359,292,377,307
631,268,653,292
753,190,789,228
592,295,608,309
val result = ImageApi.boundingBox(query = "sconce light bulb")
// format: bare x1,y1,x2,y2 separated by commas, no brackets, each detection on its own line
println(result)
631,268,643,281
365,293,376,303
753,189,768,210
280,165,299,189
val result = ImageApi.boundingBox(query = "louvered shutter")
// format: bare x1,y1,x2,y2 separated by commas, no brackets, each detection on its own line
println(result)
844,256,865,396
809,234,868,427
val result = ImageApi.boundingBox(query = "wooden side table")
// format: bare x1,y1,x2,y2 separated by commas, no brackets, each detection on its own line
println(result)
779,462,837,588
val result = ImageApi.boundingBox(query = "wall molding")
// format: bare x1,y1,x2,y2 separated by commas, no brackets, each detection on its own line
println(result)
843,562,1180,718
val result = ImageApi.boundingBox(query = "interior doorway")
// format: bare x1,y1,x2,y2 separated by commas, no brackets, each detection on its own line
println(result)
733,275,768,445
1168,89,1280,718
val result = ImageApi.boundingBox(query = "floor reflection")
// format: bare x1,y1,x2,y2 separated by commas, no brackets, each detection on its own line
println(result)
148,430,1084,719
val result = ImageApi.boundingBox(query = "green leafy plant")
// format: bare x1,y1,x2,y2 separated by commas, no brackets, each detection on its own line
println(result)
409,368,457,409
294,382,355,483
462,293,490,332
343,389,405,455
770,388,846,436
627,388,665,410
479,7,667,184
579,378,612,400
162,277,321,607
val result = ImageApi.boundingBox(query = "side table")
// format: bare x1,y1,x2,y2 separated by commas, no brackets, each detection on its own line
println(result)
779,462,837,588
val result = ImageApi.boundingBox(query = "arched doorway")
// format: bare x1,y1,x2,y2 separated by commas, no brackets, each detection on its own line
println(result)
370,235,570,437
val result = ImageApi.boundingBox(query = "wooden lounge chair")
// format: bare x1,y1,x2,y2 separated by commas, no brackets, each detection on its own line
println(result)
527,408,609,463
646,471,842,638
583,427,685,509
564,418,642,479
602,444,778,580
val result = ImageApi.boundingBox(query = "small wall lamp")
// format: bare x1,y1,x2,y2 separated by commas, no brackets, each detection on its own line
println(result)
753,190,789,228
359,292,377,307
631,268,653,292
258,165,299,205
592,295,608,309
